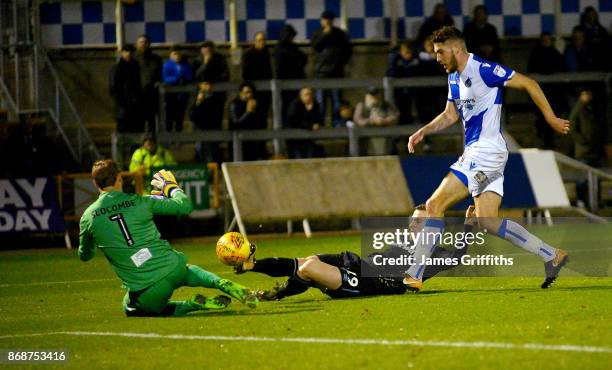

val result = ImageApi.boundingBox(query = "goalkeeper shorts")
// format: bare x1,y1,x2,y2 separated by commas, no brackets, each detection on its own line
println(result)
122,260,187,316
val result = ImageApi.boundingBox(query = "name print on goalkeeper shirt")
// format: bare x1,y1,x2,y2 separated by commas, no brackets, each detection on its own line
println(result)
90,200,136,218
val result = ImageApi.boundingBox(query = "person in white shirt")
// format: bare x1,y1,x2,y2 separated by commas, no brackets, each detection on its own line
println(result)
404,26,571,292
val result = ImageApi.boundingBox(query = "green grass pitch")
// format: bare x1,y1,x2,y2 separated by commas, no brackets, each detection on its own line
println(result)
1,227,611,369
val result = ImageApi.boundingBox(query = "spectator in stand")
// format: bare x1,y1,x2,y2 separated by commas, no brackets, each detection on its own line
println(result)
129,135,177,178
528,32,566,148
109,44,144,133
162,46,192,132
274,25,307,124
189,80,225,164
353,87,399,155
416,37,446,125
193,40,230,83
385,40,420,124
564,27,594,72
416,3,454,46
463,5,501,62
286,87,322,159
242,31,272,81
570,88,601,166
134,34,162,132
312,10,352,127
528,32,565,74
193,41,229,124
242,31,272,123
228,82,268,161
337,100,355,128
576,6,610,71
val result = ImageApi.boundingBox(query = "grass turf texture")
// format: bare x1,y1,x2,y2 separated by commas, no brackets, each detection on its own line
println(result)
1,227,611,370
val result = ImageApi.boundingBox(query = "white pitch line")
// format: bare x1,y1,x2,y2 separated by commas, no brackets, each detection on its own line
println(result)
0,331,610,354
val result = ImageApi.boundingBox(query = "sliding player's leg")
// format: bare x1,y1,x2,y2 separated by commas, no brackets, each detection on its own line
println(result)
297,258,343,290
474,191,568,288
258,256,348,301
237,257,301,276
404,172,469,290
254,255,345,301
186,264,258,307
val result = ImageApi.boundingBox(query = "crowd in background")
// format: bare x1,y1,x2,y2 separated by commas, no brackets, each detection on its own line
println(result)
106,3,611,167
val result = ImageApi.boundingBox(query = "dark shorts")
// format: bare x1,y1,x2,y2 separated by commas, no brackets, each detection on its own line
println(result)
317,251,406,298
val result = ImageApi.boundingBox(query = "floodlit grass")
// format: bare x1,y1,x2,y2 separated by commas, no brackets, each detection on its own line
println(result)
1,231,611,369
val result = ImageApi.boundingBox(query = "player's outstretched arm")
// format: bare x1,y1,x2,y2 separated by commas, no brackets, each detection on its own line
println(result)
148,170,193,216
147,191,193,216
408,100,459,153
505,73,570,135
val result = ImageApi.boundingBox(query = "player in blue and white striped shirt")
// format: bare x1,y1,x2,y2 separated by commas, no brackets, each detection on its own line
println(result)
404,26,570,291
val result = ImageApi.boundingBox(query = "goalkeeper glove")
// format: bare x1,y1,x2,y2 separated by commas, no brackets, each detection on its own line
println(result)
150,169,182,197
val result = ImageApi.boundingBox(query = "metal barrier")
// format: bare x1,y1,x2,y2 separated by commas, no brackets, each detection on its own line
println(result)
113,124,464,162
554,152,612,212
155,72,612,158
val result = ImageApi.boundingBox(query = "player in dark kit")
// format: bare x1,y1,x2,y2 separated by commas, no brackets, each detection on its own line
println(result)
235,206,477,300
78,160,258,316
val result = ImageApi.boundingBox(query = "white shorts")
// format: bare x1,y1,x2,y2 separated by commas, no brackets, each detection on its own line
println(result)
449,148,508,197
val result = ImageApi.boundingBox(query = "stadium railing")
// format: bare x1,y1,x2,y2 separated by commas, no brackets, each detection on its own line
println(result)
146,72,612,159
113,125,464,162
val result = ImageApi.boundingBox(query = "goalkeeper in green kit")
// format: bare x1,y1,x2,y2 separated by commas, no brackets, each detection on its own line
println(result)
79,159,258,316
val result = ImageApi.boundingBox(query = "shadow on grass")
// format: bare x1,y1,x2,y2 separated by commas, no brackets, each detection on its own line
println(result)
186,306,323,318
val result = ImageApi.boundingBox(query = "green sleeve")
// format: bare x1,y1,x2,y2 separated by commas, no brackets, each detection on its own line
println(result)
129,148,144,172
144,191,193,216
78,216,95,261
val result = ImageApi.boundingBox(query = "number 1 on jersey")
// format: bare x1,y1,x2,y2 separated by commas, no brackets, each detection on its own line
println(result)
109,214,134,246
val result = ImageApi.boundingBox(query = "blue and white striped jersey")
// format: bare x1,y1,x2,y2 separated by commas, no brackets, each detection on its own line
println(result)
447,53,514,153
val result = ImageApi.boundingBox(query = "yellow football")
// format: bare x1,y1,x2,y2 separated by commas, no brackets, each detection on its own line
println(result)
216,232,253,266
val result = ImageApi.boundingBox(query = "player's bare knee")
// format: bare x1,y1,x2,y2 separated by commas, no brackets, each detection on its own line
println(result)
478,217,502,233
425,198,443,216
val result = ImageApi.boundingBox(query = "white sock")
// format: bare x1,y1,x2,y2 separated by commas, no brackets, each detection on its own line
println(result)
406,219,444,279
497,219,556,262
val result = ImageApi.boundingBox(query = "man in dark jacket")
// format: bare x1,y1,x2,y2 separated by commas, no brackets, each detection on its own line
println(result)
416,3,454,46
312,11,351,126
135,34,162,132
228,82,268,161
570,88,601,166
286,87,322,159
242,31,272,124
528,32,567,148
386,40,420,124
274,25,307,124
193,40,229,129
463,5,500,62
109,44,144,133
576,6,610,71
193,40,230,83
189,80,225,164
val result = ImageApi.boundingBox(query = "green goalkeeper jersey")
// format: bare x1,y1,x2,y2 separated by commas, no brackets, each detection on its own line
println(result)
78,190,193,291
